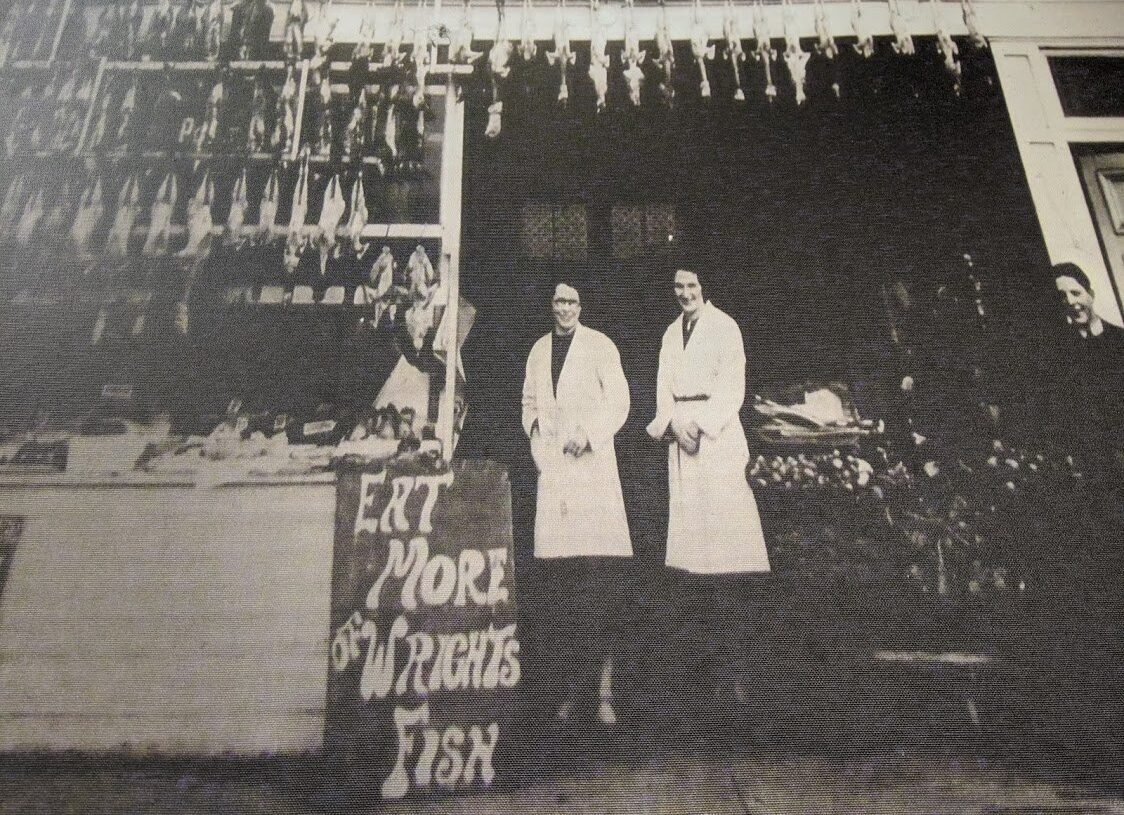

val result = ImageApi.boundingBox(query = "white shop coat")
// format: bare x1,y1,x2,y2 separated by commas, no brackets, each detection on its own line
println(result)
646,302,771,574
522,324,634,559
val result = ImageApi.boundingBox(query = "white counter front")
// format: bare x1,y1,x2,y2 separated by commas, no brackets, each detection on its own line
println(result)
0,474,337,755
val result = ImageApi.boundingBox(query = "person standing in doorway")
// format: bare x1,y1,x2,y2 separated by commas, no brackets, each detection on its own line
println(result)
522,281,634,725
646,266,771,709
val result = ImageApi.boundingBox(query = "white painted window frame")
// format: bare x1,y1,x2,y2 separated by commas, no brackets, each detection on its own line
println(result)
992,38,1124,324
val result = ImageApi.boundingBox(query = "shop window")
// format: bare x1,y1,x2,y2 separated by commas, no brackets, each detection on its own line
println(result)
1048,56,1124,117
611,203,676,259
520,203,587,261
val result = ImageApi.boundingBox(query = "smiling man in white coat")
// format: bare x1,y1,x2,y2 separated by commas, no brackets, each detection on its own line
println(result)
647,266,770,713
522,281,633,725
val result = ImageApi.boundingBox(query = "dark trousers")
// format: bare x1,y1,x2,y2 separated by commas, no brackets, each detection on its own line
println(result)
536,556,629,696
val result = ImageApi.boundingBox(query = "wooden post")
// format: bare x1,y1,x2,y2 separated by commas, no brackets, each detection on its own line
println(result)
437,78,465,460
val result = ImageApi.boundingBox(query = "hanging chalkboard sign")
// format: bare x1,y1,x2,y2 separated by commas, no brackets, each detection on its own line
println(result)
325,459,519,801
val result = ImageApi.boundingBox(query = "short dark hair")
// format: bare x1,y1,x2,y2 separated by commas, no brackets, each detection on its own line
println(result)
1053,262,1092,295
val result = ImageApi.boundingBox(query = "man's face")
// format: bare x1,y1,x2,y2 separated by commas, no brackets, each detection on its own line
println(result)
552,284,581,334
1055,275,1094,326
674,269,703,318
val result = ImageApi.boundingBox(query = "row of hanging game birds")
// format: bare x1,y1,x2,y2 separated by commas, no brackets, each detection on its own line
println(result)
271,0,991,136
0,151,405,277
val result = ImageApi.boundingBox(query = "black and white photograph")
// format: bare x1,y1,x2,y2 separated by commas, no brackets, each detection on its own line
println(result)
0,1,1122,813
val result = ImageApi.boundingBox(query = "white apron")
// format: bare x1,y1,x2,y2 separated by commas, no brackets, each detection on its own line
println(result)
647,303,771,574
522,325,633,559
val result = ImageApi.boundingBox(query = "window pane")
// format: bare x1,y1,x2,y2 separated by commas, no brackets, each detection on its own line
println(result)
555,205,587,261
521,203,553,259
646,204,676,248
1048,56,1124,117
612,205,645,260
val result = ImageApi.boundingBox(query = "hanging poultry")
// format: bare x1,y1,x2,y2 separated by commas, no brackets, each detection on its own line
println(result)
345,171,369,257
178,169,216,259
450,0,484,65
888,0,916,55
813,0,840,97
105,173,142,258
690,0,716,100
283,149,311,273
310,0,338,85
315,73,334,158
851,0,874,58
315,172,347,275
14,185,44,248
752,0,777,102
782,0,810,105
143,169,179,257
70,175,105,258
272,64,298,154
257,164,281,244
545,0,576,105
246,67,270,153
654,0,675,105
411,0,432,109
519,0,537,62
621,0,645,106
485,0,513,138
588,0,609,112
284,0,309,63
225,167,249,247
722,0,747,102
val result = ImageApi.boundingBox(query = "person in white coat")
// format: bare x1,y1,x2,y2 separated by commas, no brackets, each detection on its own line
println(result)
647,267,770,709
522,282,633,725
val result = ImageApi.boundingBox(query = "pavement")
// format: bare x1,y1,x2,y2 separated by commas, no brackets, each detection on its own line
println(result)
3,748,1123,815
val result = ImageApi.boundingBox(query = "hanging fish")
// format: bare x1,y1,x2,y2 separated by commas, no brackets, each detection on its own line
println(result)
105,173,142,258
383,86,399,159
190,0,210,58
486,0,513,138
588,0,609,112
888,0,915,55
257,165,281,243
178,170,215,258
344,171,369,256
71,175,104,257
15,186,45,247
621,0,645,106
690,0,716,100
752,0,777,103
283,0,309,63
450,0,484,65
813,0,840,98
851,0,874,58
545,0,576,105
143,170,179,257
654,0,675,106
722,0,747,102
225,167,249,247
411,0,432,109
315,173,346,274
88,83,115,151
283,149,310,273
782,0,809,105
